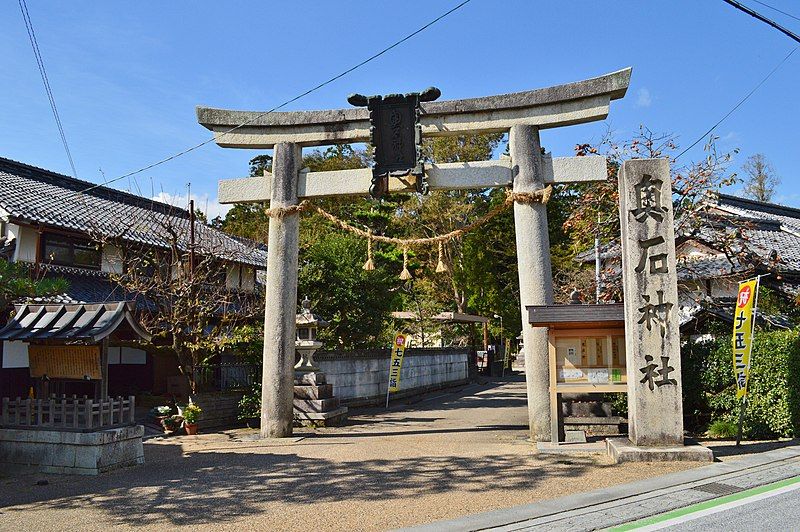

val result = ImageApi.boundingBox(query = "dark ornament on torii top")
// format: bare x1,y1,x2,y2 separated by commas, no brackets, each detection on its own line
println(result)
348,87,441,199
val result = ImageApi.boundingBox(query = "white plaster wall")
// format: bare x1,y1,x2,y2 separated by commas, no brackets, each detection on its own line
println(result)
240,266,255,291
317,352,469,401
10,224,37,263
2,341,29,368
101,244,124,274
225,264,240,289
108,346,146,365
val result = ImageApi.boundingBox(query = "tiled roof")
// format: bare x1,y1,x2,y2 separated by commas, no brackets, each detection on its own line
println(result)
0,157,266,268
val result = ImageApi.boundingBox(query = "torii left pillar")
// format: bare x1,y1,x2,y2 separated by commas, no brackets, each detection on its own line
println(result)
261,142,302,438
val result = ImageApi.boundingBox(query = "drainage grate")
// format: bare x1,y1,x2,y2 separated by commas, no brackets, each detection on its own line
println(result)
692,482,742,496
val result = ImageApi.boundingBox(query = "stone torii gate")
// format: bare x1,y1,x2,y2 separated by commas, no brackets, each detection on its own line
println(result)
198,68,631,440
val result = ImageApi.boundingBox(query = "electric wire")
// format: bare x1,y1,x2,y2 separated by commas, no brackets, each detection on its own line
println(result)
18,0,77,178
721,0,800,43
674,47,796,161
749,0,800,23
73,0,473,198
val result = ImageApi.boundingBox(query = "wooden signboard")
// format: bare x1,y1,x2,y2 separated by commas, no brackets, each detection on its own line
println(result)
28,344,101,380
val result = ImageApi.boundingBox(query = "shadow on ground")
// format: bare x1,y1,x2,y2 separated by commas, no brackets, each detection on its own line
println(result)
0,441,609,527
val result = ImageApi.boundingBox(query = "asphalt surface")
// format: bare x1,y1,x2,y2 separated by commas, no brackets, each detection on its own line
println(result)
669,489,800,531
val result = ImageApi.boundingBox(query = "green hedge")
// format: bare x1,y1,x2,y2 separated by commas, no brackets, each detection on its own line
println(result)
682,328,800,439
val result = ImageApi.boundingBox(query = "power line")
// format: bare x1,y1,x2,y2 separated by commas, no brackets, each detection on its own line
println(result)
75,0,473,197
18,0,77,178
721,0,800,43
675,47,796,161
749,0,800,23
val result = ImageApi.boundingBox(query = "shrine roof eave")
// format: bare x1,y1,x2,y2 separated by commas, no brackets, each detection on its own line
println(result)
0,302,152,344
527,303,625,329
196,67,631,149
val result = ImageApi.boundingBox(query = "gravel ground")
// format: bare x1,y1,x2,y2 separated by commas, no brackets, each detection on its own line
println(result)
0,377,703,531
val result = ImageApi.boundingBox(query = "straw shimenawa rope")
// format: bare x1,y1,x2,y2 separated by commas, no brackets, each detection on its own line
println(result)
263,185,552,277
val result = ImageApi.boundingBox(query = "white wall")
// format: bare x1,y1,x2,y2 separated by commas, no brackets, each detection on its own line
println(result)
101,244,124,274
225,263,240,289
2,341,29,368
241,266,255,291
10,224,37,263
108,346,146,365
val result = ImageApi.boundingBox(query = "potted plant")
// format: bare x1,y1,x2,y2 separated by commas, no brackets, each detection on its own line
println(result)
161,414,183,435
182,403,202,435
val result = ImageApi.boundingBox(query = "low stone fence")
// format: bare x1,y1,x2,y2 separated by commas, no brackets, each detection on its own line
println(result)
316,347,470,406
0,395,143,475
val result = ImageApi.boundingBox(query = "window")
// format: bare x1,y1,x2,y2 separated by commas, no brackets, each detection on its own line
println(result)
41,234,101,269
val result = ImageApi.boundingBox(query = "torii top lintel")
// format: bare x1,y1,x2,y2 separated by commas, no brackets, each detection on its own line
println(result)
196,68,631,149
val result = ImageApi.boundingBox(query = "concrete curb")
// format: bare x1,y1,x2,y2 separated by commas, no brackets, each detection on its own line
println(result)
402,445,800,531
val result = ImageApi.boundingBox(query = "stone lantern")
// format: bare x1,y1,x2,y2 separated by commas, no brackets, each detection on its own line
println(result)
292,297,347,426
294,297,329,372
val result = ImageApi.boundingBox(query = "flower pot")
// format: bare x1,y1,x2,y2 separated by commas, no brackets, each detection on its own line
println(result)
184,422,199,435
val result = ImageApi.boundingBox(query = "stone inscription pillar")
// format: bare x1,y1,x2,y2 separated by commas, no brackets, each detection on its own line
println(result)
261,142,302,438
510,125,554,442
618,158,684,446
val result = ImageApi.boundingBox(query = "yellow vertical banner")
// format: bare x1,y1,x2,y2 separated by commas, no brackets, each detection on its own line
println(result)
388,333,408,393
733,278,759,399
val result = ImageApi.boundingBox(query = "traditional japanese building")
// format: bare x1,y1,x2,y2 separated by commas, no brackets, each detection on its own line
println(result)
578,192,800,330
0,157,267,398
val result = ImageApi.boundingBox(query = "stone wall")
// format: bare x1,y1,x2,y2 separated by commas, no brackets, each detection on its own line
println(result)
0,425,144,475
316,347,470,406
194,391,244,429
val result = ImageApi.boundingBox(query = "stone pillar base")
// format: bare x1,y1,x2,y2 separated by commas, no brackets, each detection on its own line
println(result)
606,437,714,463
293,371,348,427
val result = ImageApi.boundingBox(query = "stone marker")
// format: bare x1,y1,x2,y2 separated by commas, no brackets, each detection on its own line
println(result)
618,158,683,446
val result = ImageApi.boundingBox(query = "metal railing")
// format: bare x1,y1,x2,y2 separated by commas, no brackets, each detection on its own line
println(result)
192,363,261,392
1,395,136,431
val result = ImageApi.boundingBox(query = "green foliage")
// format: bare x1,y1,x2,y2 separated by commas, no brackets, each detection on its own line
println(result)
238,381,261,421
0,260,69,312
707,419,738,439
683,328,800,439
182,403,202,424
299,231,399,348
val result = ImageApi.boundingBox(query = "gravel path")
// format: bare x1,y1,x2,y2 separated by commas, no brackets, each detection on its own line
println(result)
0,377,702,531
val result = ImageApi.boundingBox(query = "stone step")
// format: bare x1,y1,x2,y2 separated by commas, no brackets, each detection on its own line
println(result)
294,406,348,427
293,397,340,413
293,384,334,400
294,371,326,386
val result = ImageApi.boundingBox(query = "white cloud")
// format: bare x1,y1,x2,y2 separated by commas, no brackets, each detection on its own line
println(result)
152,191,232,220
635,88,652,108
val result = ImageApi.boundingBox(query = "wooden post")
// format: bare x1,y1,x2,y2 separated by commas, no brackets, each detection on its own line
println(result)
100,339,109,400
511,125,554,442
261,142,302,438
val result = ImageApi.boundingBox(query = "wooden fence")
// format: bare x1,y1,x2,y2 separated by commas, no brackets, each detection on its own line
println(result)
1,395,136,431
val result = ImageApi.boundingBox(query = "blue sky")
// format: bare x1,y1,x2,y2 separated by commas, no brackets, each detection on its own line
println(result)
1,1,798,218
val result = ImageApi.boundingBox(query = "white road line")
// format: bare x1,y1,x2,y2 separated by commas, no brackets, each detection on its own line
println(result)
635,481,800,531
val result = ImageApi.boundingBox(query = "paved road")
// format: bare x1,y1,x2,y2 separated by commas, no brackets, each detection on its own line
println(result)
619,476,800,531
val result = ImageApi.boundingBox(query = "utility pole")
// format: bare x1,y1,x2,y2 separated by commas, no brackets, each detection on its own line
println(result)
189,198,195,277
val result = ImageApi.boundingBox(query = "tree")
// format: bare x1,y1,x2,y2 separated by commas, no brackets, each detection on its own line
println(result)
0,260,69,314
742,153,779,202
99,215,263,395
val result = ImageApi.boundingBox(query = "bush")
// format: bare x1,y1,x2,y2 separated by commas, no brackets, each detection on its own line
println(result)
707,419,738,439
238,381,261,421
682,328,800,439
